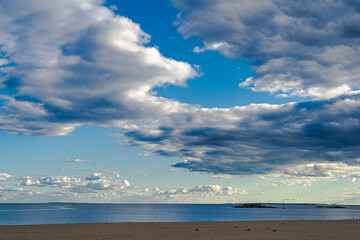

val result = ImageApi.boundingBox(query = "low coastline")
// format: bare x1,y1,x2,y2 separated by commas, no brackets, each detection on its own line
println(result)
0,220,359,240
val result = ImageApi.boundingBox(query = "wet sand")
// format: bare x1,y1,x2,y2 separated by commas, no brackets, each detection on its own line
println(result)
0,220,359,240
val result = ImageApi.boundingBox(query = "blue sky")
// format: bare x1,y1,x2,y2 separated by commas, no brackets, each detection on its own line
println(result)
1,0,360,203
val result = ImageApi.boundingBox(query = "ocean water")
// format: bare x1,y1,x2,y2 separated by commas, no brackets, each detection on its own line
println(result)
0,203,359,225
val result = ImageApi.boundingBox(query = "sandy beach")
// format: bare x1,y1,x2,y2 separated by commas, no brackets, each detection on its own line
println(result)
0,220,359,240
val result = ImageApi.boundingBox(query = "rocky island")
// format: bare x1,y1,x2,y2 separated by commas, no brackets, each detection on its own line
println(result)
316,205,346,208
233,203,276,208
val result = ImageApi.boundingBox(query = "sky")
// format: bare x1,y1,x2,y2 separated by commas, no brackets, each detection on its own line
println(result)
1,0,360,204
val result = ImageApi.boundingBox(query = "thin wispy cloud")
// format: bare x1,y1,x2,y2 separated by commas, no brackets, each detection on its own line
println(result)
65,157,92,163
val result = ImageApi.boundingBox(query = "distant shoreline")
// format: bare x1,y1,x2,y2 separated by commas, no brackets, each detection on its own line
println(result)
0,220,359,240
0,202,357,205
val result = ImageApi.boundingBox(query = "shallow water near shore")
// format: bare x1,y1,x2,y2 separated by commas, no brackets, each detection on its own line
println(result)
0,203,360,225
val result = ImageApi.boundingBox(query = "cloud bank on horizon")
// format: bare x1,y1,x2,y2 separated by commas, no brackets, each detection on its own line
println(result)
1,0,360,178
0,171,247,202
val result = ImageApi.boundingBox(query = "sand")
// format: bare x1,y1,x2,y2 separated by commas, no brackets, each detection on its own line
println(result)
0,220,359,240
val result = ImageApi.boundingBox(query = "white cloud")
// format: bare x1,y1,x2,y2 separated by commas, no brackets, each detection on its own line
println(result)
211,174,232,179
193,46,206,53
345,172,360,182
0,173,13,181
0,173,246,202
271,179,316,188
0,0,198,136
147,185,247,200
0,187,41,201
65,157,92,163
97,169,123,178
20,173,131,194
0,58,9,66
173,0,360,98
282,162,360,178
265,162,360,187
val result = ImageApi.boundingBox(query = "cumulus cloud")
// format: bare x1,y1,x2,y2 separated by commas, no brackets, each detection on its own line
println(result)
0,0,198,135
271,178,319,188
120,94,360,176
173,0,360,98
0,173,245,202
282,162,359,178
20,173,130,193
0,187,41,201
263,162,360,187
145,185,247,200
0,173,13,181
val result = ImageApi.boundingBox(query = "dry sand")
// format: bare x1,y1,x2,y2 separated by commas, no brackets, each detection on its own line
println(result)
0,220,359,240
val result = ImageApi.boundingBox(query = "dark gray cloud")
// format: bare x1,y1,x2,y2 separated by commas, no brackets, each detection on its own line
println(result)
121,93,360,175
173,0,360,98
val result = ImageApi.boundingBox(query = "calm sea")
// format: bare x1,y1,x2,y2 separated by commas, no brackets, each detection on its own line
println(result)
0,203,359,225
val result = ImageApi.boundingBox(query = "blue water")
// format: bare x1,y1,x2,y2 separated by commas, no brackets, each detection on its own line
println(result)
0,203,359,225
